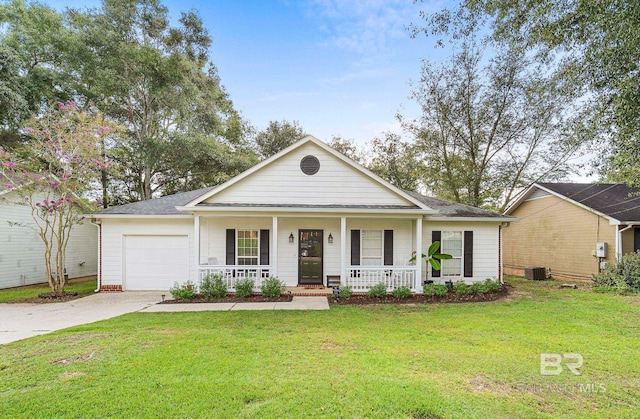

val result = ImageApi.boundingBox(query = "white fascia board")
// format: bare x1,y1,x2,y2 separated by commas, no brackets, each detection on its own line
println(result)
91,214,193,219
425,216,518,223
181,135,434,211
176,205,434,216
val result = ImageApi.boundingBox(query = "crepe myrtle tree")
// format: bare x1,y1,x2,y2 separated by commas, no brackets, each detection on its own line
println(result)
0,102,120,294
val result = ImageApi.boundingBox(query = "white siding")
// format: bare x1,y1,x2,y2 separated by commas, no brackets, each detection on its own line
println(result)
204,142,415,206
423,222,500,283
0,193,97,289
101,218,194,290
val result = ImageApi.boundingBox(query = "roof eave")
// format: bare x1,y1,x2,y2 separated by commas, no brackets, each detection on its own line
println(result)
176,205,437,215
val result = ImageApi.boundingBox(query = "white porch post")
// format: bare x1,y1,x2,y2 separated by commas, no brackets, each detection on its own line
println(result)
340,216,346,285
272,216,278,277
194,214,200,282
415,217,423,292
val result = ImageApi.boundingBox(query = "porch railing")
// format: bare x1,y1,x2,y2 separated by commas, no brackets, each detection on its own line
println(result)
198,265,272,290
345,266,417,292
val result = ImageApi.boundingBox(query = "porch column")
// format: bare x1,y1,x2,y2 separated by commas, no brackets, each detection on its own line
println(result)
194,214,200,282
340,216,346,285
272,216,278,277
415,217,423,292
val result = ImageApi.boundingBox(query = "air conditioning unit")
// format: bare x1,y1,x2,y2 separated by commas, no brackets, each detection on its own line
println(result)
524,266,546,280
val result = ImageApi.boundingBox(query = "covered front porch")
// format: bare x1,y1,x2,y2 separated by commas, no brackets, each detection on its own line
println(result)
194,213,425,292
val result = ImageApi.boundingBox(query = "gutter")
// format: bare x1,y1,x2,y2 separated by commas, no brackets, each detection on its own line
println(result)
89,218,102,292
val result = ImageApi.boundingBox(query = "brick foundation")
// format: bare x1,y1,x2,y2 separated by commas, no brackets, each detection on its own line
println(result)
100,284,123,292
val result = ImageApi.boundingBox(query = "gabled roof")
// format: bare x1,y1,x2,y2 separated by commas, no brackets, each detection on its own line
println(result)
96,186,215,216
407,191,513,220
506,182,640,223
182,135,433,211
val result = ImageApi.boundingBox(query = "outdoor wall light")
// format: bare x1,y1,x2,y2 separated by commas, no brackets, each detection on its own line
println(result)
289,232,294,243
328,233,333,244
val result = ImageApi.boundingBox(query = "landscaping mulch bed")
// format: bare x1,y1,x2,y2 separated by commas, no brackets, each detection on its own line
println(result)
161,294,293,304
328,286,508,305
7,292,82,304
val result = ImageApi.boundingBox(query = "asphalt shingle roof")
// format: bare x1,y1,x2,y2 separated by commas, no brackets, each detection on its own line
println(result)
406,191,508,218
537,183,640,222
96,186,215,215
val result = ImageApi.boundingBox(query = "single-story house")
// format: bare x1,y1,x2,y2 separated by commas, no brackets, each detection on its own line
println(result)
503,182,640,281
93,136,512,292
0,175,98,289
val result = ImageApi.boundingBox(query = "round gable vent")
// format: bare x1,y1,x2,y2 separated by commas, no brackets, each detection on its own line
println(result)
300,155,320,175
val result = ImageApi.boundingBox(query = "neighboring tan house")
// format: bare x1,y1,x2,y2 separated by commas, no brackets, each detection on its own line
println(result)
0,174,98,289
92,136,512,292
503,183,640,281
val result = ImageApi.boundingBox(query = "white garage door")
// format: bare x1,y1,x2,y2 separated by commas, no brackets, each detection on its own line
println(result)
124,235,190,290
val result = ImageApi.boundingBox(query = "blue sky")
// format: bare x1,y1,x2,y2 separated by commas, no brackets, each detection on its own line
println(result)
46,0,448,145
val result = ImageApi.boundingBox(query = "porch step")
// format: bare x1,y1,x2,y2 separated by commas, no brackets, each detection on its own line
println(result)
286,286,333,296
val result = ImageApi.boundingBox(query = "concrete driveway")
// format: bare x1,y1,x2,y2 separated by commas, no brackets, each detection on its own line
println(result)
0,292,161,345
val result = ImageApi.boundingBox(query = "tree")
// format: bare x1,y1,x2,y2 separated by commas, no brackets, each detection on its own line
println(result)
412,0,640,187
368,133,425,192
64,0,251,203
403,42,580,211
0,102,120,294
328,135,364,164
254,120,306,159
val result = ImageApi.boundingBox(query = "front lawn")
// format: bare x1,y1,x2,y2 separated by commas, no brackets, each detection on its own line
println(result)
0,277,638,417
0,278,97,303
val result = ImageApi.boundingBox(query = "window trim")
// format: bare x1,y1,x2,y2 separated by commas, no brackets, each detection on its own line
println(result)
236,229,260,266
440,230,463,277
360,230,384,266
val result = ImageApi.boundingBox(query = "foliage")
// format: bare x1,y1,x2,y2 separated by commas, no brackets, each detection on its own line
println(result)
470,282,485,295
169,280,197,300
368,132,425,192
483,279,501,293
254,120,305,159
338,285,353,299
199,274,227,299
453,281,472,296
260,277,285,298
328,135,363,164
366,282,388,298
403,41,580,211
422,283,449,297
593,251,640,292
409,241,452,271
234,278,255,298
0,102,119,293
391,286,412,299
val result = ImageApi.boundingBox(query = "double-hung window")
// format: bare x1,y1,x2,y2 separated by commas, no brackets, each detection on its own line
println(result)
237,230,259,265
361,230,383,266
441,231,462,276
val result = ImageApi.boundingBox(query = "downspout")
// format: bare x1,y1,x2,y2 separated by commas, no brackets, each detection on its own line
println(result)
90,218,102,292
499,222,510,284
617,224,634,261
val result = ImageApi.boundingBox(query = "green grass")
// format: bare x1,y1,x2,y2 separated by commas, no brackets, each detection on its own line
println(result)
0,278,97,303
0,277,638,418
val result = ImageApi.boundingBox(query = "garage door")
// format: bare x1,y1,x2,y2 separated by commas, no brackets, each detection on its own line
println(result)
124,235,190,290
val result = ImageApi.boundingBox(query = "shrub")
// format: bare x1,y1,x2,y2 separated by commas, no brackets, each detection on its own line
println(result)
392,286,412,299
261,277,286,298
423,283,448,297
200,274,227,299
483,279,501,293
367,282,388,298
235,278,255,298
593,251,640,292
338,285,353,299
170,280,196,300
470,282,485,295
454,281,472,295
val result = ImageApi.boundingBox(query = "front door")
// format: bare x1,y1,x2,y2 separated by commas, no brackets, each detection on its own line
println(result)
298,229,323,285
634,228,640,252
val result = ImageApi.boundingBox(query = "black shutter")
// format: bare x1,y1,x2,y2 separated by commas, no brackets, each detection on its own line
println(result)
260,230,269,266
464,231,473,277
226,229,235,265
384,230,393,265
431,230,441,277
351,230,360,265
